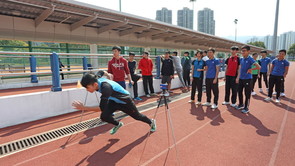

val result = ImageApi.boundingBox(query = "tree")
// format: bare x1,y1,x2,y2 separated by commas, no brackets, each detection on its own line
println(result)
287,43,295,60
0,40,28,51
247,41,266,49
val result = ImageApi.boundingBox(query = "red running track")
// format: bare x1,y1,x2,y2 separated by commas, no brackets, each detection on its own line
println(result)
0,63,295,166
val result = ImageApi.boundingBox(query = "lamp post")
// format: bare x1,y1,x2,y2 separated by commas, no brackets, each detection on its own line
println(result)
190,0,197,30
272,0,280,56
234,19,238,41
119,0,122,12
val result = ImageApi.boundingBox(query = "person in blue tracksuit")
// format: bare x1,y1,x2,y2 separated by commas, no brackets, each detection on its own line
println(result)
72,71,156,135
264,49,289,103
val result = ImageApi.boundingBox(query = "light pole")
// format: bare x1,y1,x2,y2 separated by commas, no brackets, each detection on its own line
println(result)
119,0,122,12
190,0,197,30
272,0,280,56
234,19,238,41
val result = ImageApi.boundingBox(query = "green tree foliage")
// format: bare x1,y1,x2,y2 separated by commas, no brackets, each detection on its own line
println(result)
247,41,266,48
0,40,29,51
287,43,295,60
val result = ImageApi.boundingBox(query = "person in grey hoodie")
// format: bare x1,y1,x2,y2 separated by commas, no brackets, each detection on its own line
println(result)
181,52,192,91
171,51,188,92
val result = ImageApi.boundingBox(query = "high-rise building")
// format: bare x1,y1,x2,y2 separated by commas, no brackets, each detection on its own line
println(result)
177,7,194,30
156,8,172,24
279,31,295,51
198,8,215,35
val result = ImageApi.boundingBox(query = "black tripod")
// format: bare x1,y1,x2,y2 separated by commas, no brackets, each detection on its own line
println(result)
138,87,180,166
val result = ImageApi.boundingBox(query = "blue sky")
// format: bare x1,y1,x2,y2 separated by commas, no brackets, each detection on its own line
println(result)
75,0,294,39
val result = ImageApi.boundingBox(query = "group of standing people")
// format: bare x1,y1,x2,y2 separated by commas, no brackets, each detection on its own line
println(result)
106,46,193,100
189,45,289,114
72,45,289,136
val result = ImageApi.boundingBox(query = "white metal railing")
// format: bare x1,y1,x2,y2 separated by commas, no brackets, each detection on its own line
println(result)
0,51,157,78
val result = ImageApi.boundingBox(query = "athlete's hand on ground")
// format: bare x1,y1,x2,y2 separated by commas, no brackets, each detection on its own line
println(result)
72,101,85,110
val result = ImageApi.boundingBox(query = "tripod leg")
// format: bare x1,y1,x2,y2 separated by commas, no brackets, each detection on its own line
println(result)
138,95,163,165
79,91,88,123
166,104,180,165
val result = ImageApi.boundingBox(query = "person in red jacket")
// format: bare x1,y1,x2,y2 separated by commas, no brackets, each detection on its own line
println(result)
138,52,156,97
107,46,133,89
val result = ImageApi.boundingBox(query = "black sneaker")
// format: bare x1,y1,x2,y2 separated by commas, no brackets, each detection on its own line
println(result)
241,108,250,114
234,104,244,110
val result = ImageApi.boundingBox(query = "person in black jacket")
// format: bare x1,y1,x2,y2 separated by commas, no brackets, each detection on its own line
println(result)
181,52,192,90
59,58,65,80
161,51,174,93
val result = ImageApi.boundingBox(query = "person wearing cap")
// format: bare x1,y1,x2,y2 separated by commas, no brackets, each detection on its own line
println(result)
251,53,260,95
171,51,188,92
72,71,156,135
161,51,174,93
189,50,206,104
138,51,156,98
181,51,192,91
264,49,289,103
235,45,260,114
202,48,220,109
222,46,240,107
107,46,133,89
258,50,271,93
128,52,142,101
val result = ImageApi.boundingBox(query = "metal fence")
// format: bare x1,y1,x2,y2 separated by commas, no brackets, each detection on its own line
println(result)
0,51,160,91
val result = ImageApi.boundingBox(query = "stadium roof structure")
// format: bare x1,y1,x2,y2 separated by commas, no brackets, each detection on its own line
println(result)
0,0,269,52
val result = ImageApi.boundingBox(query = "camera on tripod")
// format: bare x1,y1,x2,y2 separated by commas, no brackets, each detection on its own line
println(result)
160,84,169,96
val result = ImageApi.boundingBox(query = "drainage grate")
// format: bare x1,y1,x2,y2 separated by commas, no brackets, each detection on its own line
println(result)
0,111,127,158
0,87,213,158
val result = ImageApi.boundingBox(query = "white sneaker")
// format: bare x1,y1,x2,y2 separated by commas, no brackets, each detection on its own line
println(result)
196,101,201,105
275,99,280,103
259,88,263,93
230,103,237,107
211,104,218,109
146,94,151,98
202,102,211,106
272,92,277,95
264,97,272,101
222,101,230,105
164,91,170,96
188,100,195,103
251,92,257,96
280,93,286,97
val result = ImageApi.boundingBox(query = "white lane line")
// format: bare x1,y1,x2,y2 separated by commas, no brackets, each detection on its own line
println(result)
268,84,295,166
141,109,228,166
14,83,226,165
13,91,195,165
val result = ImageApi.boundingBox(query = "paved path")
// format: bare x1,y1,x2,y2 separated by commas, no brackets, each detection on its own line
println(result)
0,63,294,166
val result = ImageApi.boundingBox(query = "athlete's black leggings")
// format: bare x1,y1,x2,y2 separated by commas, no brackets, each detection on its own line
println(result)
224,75,238,104
238,79,252,109
258,72,268,89
252,74,258,92
268,75,284,99
100,99,152,126
205,78,219,105
191,77,203,101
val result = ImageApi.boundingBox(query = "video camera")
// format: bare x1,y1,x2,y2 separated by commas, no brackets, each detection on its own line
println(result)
160,84,169,96
160,84,168,90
